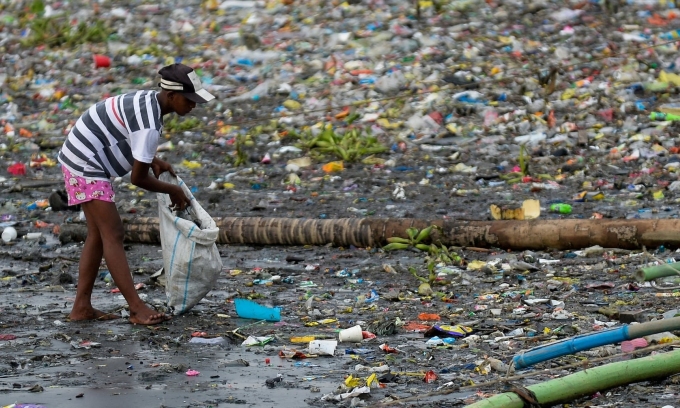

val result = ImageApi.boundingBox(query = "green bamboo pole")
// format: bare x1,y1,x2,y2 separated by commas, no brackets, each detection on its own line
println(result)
466,349,680,408
635,262,680,282
628,316,680,338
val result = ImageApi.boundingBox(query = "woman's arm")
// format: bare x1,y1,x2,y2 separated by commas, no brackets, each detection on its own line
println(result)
130,159,191,210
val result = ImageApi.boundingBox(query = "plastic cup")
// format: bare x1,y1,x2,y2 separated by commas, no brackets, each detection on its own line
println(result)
338,325,363,342
1,227,16,243
93,54,111,68
309,340,337,355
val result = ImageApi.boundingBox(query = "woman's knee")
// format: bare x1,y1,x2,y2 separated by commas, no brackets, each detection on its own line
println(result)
101,224,125,244
82,201,124,244
85,227,104,245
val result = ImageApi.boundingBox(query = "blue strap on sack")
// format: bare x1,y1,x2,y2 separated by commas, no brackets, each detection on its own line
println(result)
181,242,196,313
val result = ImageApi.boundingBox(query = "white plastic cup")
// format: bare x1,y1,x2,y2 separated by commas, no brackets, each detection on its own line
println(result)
338,325,363,342
1,227,17,243
309,340,337,356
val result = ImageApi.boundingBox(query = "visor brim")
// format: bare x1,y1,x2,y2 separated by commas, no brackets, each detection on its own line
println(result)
183,88,215,104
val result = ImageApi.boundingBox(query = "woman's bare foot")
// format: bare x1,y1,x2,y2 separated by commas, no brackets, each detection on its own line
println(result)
129,305,170,325
70,307,121,321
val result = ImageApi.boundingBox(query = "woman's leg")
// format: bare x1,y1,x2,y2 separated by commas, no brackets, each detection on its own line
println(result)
69,207,119,321
77,199,169,324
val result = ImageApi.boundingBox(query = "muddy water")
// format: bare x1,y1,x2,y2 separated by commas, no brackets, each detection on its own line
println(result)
2,236,680,408
0,303,340,408
0,246,348,408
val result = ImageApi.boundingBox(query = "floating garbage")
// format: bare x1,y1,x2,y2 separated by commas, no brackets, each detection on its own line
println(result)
3,0,680,406
234,299,281,322
1,227,17,243
309,340,337,356
339,325,363,342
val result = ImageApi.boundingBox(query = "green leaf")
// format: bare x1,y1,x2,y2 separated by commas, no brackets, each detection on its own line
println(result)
519,143,528,176
346,113,360,124
30,0,45,15
406,227,418,241
415,244,431,252
383,242,410,251
415,225,434,243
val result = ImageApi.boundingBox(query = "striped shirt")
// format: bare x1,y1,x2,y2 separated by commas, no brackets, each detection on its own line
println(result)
58,90,162,180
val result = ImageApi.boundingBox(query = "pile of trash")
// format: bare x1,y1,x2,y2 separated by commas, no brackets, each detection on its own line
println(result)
2,0,680,407
1,0,680,222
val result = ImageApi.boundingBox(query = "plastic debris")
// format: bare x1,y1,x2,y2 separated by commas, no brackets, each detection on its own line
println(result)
3,0,680,405
189,337,226,345
234,299,281,321
70,340,101,349
241,336,274,347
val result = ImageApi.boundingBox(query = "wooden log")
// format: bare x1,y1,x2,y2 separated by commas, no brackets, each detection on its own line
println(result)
58,218,162,245
58,217,680,250
440,218,678,250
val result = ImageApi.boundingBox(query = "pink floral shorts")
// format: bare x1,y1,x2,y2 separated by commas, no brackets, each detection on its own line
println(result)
61,166,116,206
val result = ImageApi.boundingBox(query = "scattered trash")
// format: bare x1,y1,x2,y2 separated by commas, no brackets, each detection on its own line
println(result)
7,163,26,176
321,386,370,401
339,325,363,342
217,359,250,368
424,370,438,383
1,227,17,243
2,0,680,406
189,337,225,345
242,336,274,347
490,199,541,220
309,340,337,356
424,325,473,339
265,374,283,388
234,299,281,322
70,340,101,349
425,336,456,347
621,338,648,353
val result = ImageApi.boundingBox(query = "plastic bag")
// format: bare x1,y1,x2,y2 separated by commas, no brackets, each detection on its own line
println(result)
157,173,223,314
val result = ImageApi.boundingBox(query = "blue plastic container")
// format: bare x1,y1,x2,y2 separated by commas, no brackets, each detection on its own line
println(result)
234,299,281,322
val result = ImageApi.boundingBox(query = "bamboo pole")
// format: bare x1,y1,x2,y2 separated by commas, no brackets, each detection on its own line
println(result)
635,262,680,282
58,217,680,250
467,349,680,408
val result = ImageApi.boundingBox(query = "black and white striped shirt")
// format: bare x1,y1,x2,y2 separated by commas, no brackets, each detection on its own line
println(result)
58,90,162,180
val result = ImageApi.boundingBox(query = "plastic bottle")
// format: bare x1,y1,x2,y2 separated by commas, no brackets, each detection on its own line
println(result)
550,204,572,214
514,131,547,144
650,112,680,121
660,29,680,40
25,232,42,240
